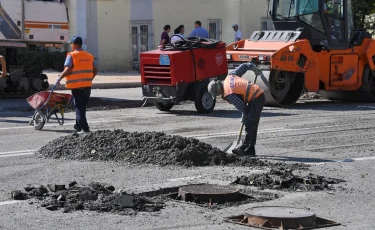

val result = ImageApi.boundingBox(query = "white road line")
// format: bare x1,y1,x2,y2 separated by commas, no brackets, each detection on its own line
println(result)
0,150,35,155
0,119,125,131
0,200,23,206
167,175,203,182
184,125,340,139
351,155,375,161
0,152,34,158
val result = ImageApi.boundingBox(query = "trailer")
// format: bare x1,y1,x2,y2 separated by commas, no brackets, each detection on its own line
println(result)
0,0,69,98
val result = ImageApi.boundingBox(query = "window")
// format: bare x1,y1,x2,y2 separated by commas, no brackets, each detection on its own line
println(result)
129,20,154,69
208,19,222,40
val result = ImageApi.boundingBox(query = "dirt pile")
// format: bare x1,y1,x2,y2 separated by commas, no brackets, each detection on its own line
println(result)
36,130,275,167
233,168,345,191
11,182,164,215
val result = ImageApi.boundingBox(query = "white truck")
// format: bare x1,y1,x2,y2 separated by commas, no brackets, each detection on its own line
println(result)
0,0,69,97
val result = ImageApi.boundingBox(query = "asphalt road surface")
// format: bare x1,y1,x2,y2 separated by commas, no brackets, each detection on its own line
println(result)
0,88,375,230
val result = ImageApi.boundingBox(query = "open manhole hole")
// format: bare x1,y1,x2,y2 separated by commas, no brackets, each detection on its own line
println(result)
224,206,340,229
138,184,277,209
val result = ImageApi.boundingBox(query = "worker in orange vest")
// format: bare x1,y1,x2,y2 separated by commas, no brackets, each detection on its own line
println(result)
208,62,265,156
56,36,97,135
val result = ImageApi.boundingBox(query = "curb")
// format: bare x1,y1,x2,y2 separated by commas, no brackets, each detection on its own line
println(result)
49,82,142,90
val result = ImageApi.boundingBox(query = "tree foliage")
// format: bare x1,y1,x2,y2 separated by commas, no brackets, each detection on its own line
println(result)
352,0,375,34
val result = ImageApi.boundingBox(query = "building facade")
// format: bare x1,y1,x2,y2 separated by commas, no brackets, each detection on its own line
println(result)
66,0,268,72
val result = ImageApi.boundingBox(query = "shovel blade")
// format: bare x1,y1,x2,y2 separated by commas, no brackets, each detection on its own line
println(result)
223,140,243,154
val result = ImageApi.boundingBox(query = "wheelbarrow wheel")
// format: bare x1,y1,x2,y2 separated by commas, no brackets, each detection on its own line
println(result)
34,110,46,130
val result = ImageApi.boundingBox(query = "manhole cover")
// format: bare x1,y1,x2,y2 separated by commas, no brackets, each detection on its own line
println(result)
223,206,341,229
246,206,316,229
178,184,240,204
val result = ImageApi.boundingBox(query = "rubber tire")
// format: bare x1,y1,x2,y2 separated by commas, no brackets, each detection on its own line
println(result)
34,110,46,130
194,87,216,114
155,102,174,111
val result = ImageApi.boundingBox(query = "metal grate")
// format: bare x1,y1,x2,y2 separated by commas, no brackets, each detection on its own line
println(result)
143,64,172,85
208,19,222,40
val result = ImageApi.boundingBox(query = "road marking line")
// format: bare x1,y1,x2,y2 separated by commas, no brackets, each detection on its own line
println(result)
0,150,35,155
0,200,23,206
0,119,124,131
351,155,375,161
0,152,34,158
167,175,203,182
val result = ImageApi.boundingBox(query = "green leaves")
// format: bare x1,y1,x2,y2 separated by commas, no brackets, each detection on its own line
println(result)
352,0,375,35
16,49,67,72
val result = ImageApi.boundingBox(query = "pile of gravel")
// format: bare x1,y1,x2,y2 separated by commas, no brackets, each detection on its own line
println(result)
36,130,269,167
233,168,345,191
11,182,164,215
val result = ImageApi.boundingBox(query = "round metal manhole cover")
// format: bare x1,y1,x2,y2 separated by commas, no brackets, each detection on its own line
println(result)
245,206,317,229
178,184,240,204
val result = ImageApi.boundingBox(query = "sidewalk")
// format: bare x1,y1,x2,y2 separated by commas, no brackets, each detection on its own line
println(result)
44,70,141,90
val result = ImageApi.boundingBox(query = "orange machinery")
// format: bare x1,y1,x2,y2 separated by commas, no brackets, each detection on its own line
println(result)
226,0,375,107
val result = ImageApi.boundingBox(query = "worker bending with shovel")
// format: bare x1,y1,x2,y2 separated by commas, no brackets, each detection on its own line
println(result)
208,62,265,156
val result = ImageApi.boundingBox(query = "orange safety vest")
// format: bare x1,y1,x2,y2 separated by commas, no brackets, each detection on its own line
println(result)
65,50,94,89
223,75,264,102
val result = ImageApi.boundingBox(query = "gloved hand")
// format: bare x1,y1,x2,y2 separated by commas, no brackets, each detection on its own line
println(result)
251,65,262,76
0,71,7,78
55,77,61,86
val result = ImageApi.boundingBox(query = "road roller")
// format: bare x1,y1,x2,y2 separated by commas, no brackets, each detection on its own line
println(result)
226,0,375,107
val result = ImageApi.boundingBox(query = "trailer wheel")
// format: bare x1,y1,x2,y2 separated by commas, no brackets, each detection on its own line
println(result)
155,102,174,111
194,87,216,114
34,110,46,130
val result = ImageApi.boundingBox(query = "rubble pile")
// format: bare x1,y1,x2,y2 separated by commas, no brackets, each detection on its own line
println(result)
11,182,164,215
36,130,272,167
233,168,345,191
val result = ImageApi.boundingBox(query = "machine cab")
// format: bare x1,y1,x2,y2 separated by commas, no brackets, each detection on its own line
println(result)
268,0,355,50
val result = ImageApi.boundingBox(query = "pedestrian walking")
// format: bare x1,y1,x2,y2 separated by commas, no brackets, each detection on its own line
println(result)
160,25,171,46
208,62,265,156
232,24,242,42
56,36,97,135
189,21,209,38
0,55,7,78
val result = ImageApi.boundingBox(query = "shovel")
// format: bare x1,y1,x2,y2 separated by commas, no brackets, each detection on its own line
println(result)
224,72,260,154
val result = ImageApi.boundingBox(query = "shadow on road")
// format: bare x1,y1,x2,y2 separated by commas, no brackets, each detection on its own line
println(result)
292,100,375,111
260,155,337,163
39,129,76,134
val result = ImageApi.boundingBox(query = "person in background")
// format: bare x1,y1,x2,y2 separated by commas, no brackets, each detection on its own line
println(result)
0,55,8,78
160,25,171,46
232,24,242,42
189,21,209,38
56,36,97,135
171,25,185,43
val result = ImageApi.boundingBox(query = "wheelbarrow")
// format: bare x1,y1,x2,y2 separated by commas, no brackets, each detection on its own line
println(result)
26,85,73,130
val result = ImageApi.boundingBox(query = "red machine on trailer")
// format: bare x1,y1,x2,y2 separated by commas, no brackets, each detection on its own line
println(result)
140,37,228,113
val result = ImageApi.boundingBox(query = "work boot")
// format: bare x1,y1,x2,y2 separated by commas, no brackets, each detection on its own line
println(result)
232,145,248,156
244,146,256,157
232,134,252,156
74,124,81,132
77,130,90,136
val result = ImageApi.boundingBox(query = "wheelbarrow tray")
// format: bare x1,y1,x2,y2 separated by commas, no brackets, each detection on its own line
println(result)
27,91,73,110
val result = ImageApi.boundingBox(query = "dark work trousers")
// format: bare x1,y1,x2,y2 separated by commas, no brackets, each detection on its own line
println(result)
71,87,91,132
244,93,265,146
